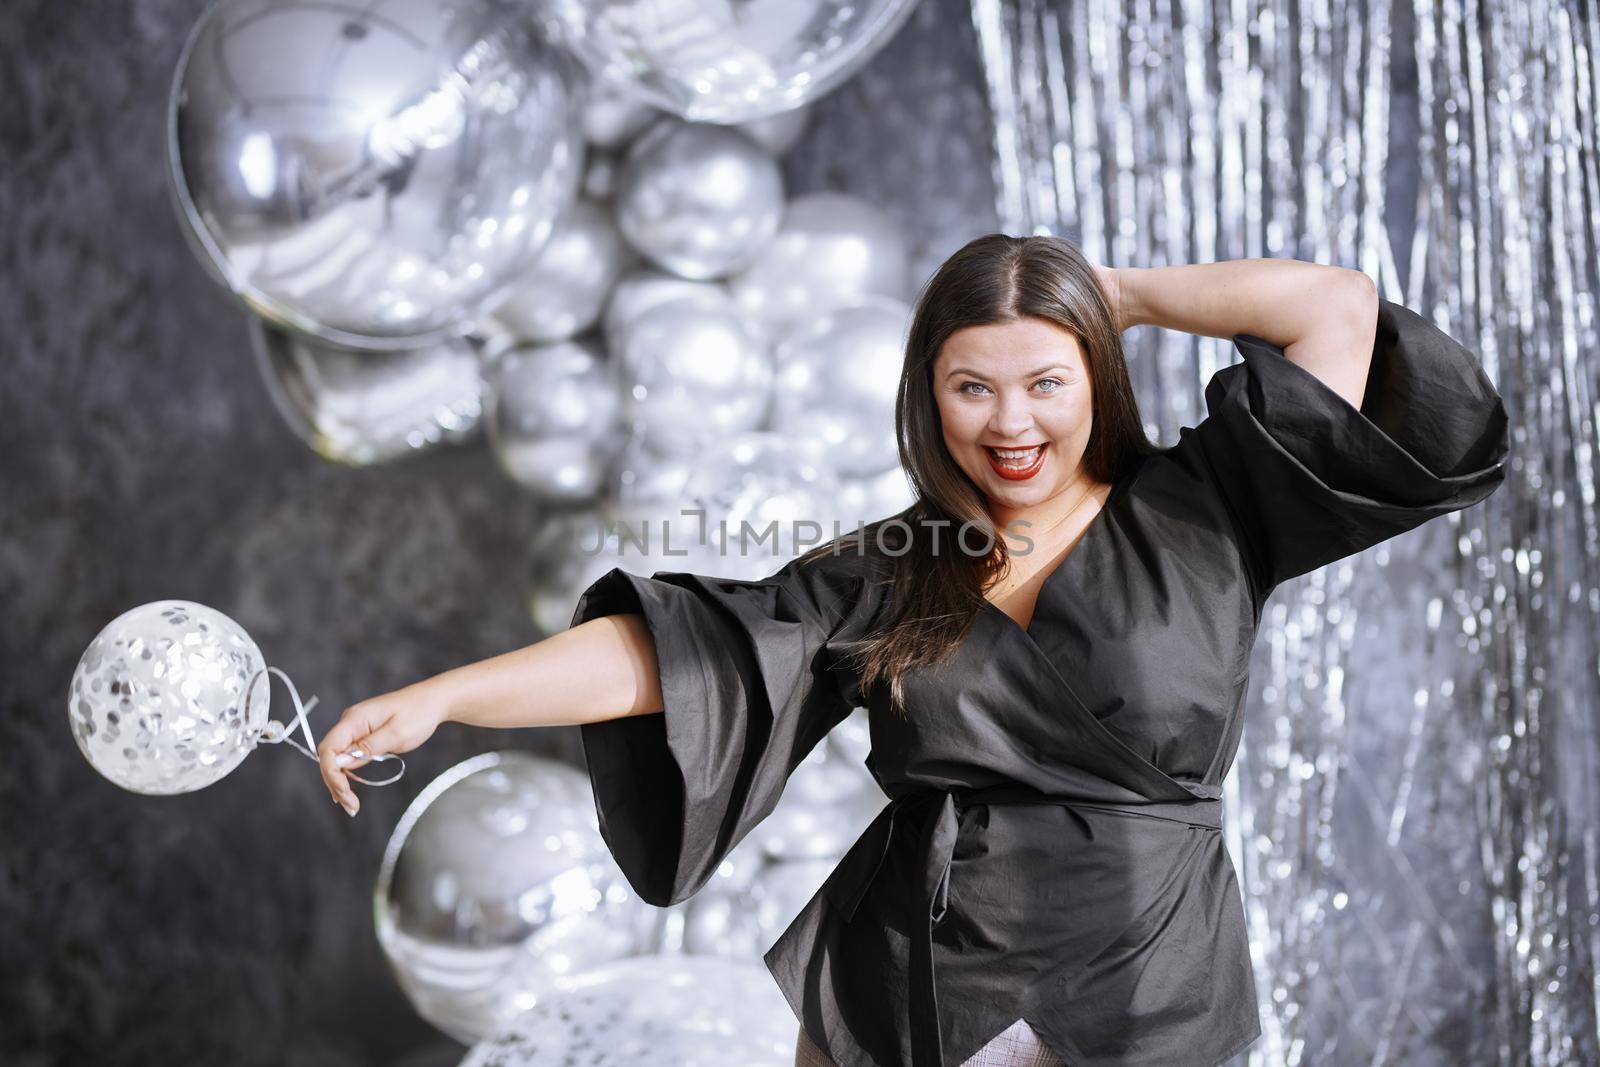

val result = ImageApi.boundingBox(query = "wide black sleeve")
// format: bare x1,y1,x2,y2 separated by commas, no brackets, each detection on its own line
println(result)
568,550,882,907
1191,297,1510,601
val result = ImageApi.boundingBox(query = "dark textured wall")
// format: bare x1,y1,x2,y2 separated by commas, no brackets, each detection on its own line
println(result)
0,1,999,1063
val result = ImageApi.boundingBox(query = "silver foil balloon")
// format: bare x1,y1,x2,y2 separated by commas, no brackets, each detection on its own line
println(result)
618,300,774,457
733,103,812,156
486,198,634,342
460,954,801,1066
613,120,784,280
726,190,914,343
68,600,270,795
169,0,586,350
680,430,841,568
835,463,916,531
580,80,662,148
485,336,624,501
612,430,697,507
768,296,909,478
602,267,736,357
375,751,660,1046
249,316,486,466
543,0,923,124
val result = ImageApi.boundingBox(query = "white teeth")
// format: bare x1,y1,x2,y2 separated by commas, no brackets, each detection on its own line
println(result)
989,445,1043,460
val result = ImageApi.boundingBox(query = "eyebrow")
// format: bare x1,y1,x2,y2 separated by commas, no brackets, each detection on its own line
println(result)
944,365,1070,382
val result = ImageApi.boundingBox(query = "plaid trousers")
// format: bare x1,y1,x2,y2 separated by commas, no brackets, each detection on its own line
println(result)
793,1016,1069,1067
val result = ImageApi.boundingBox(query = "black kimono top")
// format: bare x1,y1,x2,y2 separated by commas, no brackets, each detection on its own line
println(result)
567,298,1510,1067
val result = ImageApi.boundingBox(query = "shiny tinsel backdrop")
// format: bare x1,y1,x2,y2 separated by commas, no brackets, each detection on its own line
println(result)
974,0,1588,1064
0,0,1582,1062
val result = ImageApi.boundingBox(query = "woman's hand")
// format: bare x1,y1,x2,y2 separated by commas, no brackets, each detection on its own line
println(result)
317,679,452,816
1090,263,1126,333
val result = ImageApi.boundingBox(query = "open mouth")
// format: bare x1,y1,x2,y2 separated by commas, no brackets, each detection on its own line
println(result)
984,442,1048,479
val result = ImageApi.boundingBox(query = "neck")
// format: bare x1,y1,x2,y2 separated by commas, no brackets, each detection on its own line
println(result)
988,475,1102,543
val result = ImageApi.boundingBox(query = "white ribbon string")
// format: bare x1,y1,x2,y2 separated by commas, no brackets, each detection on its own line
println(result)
242,665,406,787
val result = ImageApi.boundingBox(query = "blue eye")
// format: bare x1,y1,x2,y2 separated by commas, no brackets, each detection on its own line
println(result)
1035,377,1064,393
958,381,990,396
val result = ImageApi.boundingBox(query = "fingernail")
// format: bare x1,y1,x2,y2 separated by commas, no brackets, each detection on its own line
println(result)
342,799,357,817
335,753,351,768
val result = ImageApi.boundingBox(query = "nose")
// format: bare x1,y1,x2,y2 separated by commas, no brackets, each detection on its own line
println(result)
987,392,1035,440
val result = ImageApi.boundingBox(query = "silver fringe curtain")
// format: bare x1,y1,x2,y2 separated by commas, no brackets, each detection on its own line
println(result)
970,0,1595,1063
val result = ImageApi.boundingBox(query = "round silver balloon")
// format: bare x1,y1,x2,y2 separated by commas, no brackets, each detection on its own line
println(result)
169,0,586,350
680,431,841,568
544,0,923,123
769,296,908,478
727,191,914,343
486,198,634,343
461,955,801,1065
68,600,270,795
612,430,697,507
733,103,812,155
619,301,774,457
486,337,624,501
250,317,486,466
602,267,736,357
613,120,783,280
376,751,661,1046
836,463,917,532
580,80,663,148
526,498,721,636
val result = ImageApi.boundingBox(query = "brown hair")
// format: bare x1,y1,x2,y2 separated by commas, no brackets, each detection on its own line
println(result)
797,233,1160,716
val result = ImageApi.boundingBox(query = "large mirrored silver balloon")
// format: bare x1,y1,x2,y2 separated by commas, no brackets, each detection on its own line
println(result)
250,317,486,466
68,600,270,795
169,0,586,350
461,954,800,1066
769,296,908,478
619,301,773,457
727,191,913,343
544,0,923,123
680,431,841,570
613,121,783,280
836,463,917,532
486,198,634,342
376,751,661,1046
485,337,624,501
602,267,736,357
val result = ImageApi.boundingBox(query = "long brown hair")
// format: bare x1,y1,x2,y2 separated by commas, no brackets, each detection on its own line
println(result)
796,233,1161,716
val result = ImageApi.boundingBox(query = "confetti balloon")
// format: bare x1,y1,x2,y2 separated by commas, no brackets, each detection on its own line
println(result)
68,600,406,795
68,600,271,795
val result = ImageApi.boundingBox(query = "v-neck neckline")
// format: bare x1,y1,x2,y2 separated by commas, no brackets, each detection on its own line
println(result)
981,461,1137,642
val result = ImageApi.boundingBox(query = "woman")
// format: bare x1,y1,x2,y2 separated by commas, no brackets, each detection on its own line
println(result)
317,236,1510,1067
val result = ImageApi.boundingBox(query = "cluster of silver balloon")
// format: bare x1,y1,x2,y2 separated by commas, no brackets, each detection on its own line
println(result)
164,0,922,1059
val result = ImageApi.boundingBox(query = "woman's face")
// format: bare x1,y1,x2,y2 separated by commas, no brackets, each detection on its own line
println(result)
932,315,1096,513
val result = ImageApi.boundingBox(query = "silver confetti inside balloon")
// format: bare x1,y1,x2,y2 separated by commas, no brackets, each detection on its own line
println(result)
67,600,271,795
613,120,784,280
769,296,909,478
544,0,923,123
486,198,635,343
461,954,801,1066
376,751,660,1046
168,0,586,350
485,336,624,501
618,300,774,457
249,316,487,466
727,191,913,343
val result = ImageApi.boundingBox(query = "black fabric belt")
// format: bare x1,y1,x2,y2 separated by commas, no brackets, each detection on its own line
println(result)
820,783,1225,1067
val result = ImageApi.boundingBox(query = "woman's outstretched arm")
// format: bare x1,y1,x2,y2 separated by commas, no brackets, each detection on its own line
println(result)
315,614,662,815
